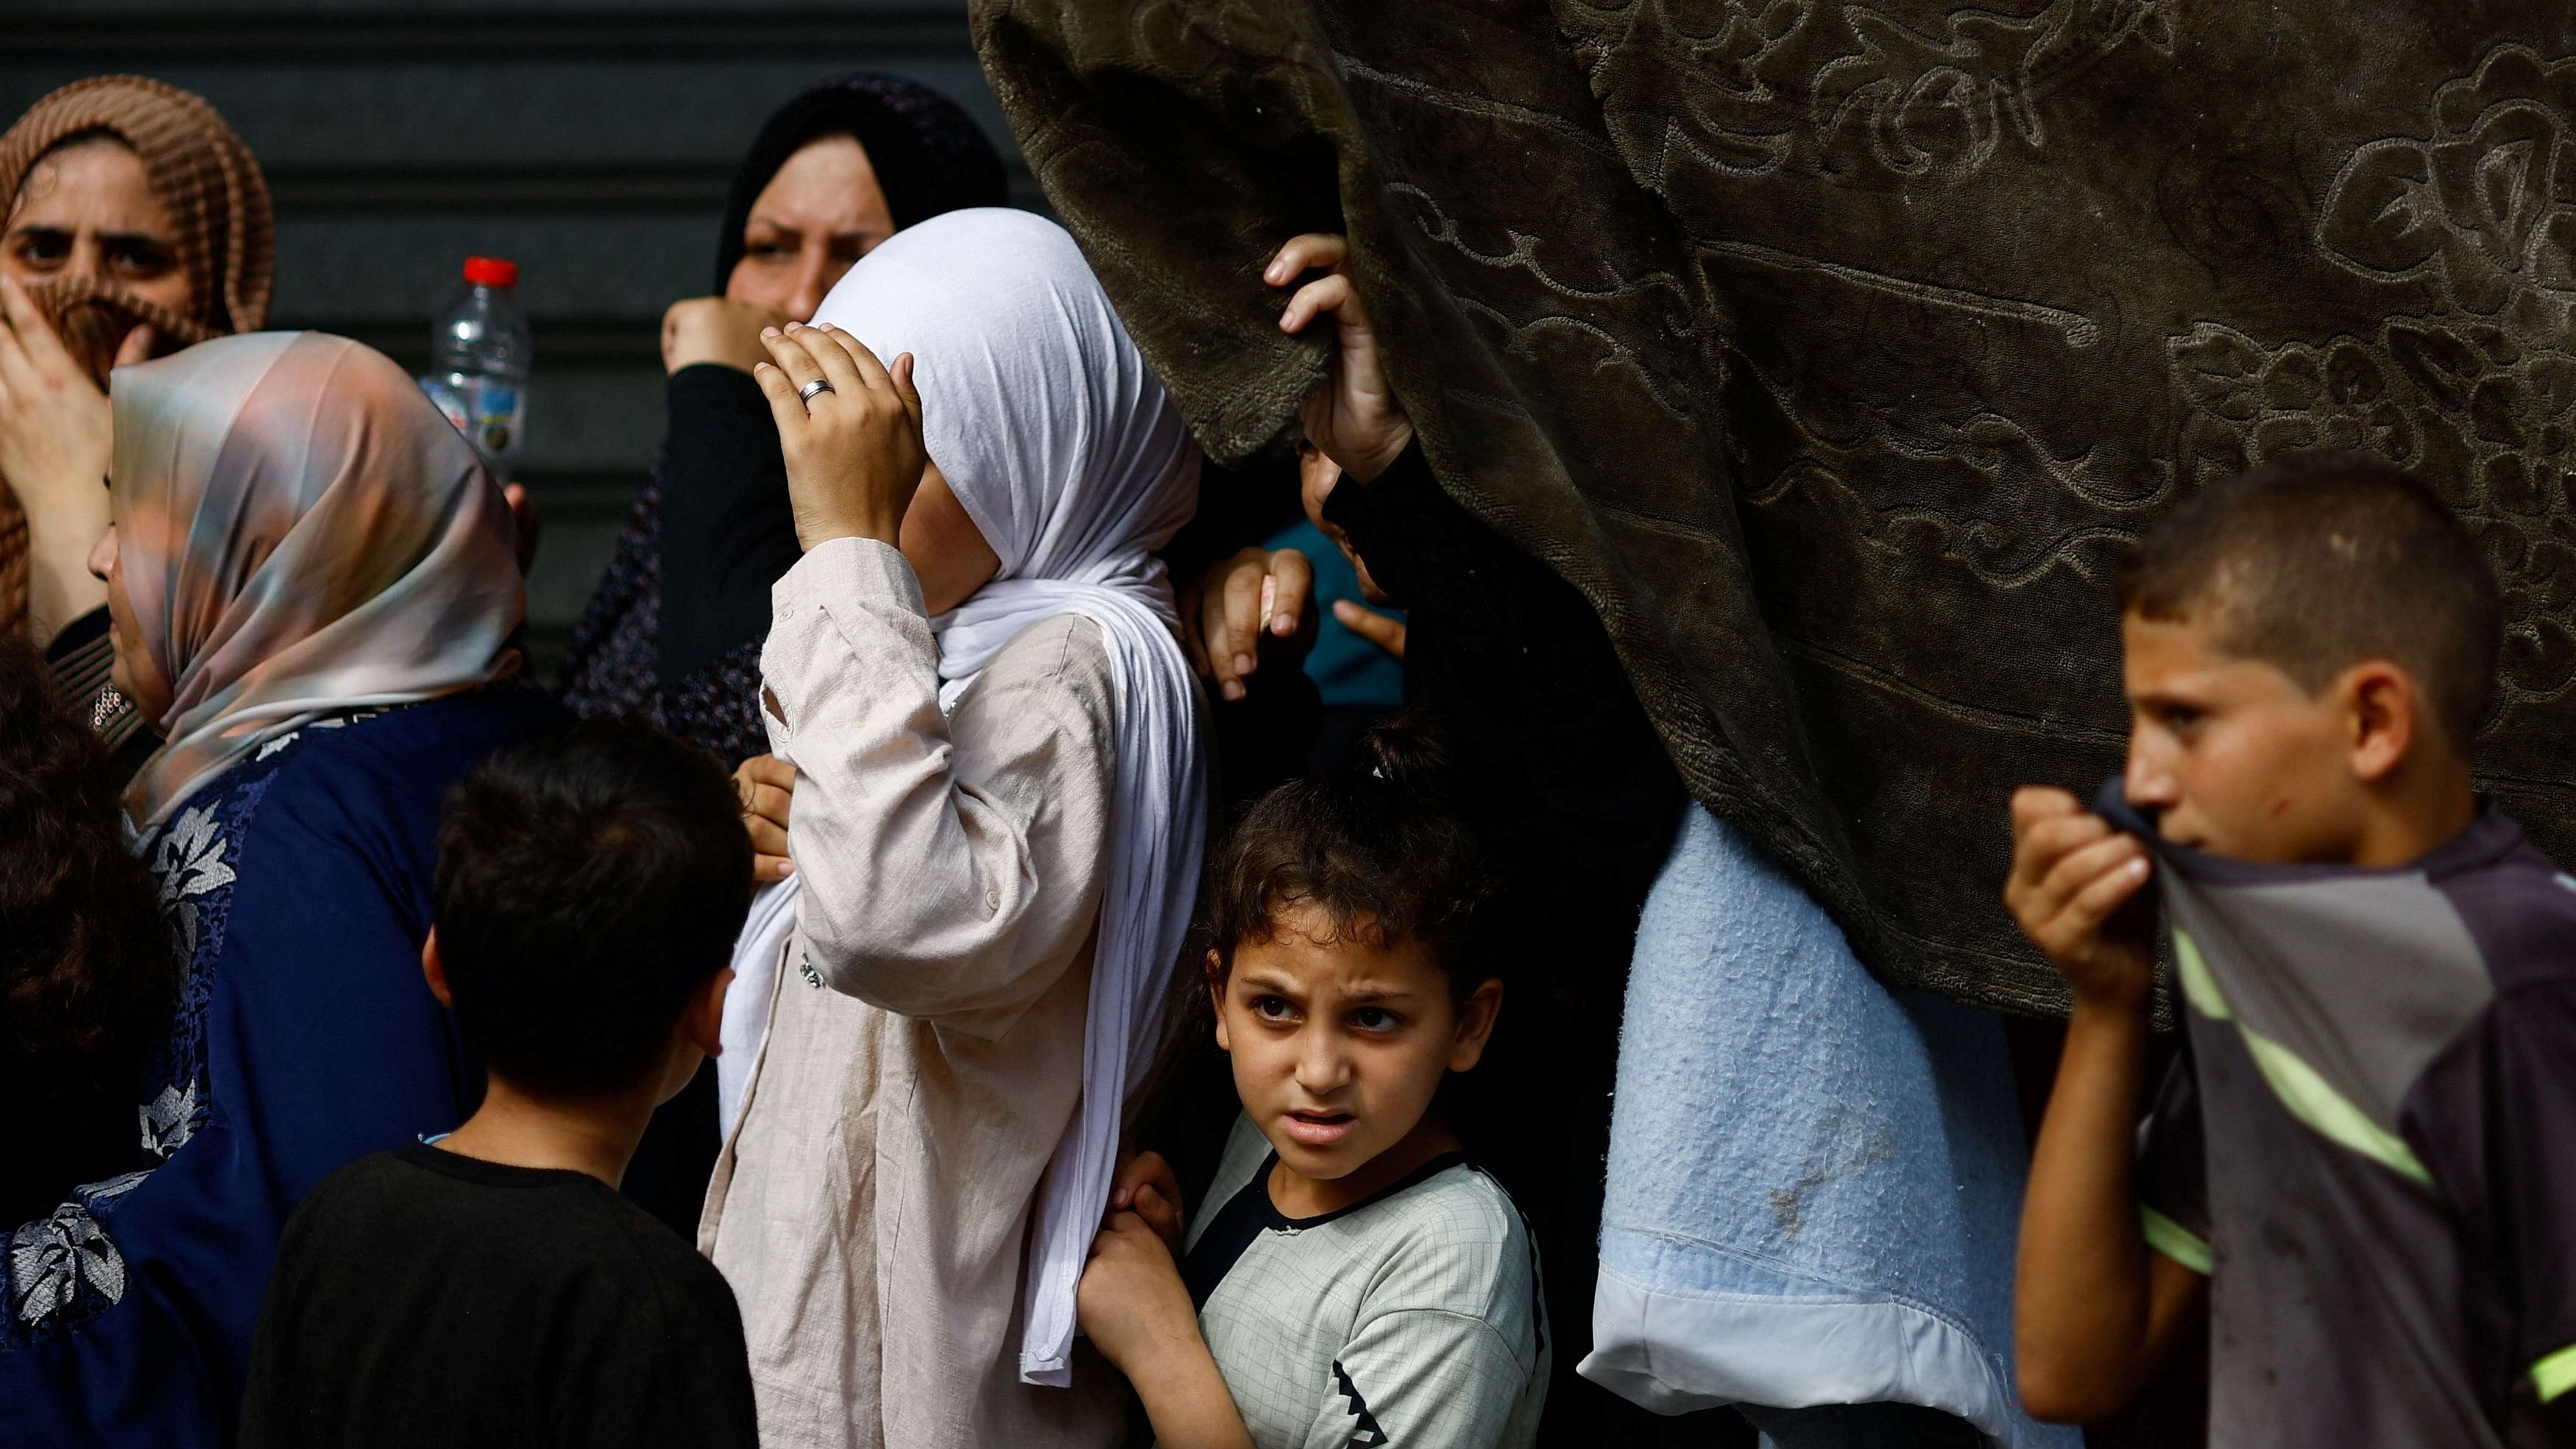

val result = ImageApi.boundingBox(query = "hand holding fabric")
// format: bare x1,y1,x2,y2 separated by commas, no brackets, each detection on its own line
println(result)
753,322,924,551
2004,786,2154,1011
1106,1149,1186,1255
1269,234,1412,483
733,752,796,882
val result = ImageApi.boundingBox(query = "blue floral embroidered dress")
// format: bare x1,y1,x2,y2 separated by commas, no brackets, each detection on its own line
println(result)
0,688,558,1447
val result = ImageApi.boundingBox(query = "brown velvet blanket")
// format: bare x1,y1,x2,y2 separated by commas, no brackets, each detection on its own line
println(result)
973,1,2576,1014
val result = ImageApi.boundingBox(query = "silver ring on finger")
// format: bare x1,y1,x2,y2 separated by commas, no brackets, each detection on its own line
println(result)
798,378,835,405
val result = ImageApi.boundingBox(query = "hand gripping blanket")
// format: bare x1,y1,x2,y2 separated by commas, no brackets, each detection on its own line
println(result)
970,0,2576,1012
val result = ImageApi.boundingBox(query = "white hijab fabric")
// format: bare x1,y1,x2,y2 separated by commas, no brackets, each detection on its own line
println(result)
810,208,1208,1387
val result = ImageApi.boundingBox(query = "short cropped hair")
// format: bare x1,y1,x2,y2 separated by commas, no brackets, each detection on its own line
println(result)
1201,714,1503,1001
2112,453,2502,745
432,718,753,1099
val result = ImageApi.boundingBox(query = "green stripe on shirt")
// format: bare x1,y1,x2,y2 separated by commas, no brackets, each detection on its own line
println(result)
2140,1205,2212,1276
2535,1344,2576,1403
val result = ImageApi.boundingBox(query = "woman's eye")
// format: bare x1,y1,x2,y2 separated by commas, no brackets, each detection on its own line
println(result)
10,230,70,265
1251,995,1295,1021
1351,1007,1402,1032
107,241,173,276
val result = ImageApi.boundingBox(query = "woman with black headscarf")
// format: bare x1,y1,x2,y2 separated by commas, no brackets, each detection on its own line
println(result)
558,74,1006,769
556,74,1004,1233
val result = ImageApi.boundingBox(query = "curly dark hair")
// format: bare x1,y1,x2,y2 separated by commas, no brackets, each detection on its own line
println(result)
1199,713,1506,1002
0,636,175,1108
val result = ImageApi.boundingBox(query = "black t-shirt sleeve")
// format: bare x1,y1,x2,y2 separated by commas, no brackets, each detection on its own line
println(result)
2405,982,2576,1420
561,1244,759,1449
2137,1048,2212,1275
656,363,801,690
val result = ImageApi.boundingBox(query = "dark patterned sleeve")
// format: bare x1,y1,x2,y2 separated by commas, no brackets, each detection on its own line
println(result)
2136,1048,2212,1275
556,472,661,722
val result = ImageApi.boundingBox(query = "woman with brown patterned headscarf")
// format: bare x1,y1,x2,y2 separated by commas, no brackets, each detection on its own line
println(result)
0,75,272,781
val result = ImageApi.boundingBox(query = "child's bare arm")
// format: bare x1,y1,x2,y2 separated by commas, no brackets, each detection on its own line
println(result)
1078,1214,1256,1449
2005,786,2204,1422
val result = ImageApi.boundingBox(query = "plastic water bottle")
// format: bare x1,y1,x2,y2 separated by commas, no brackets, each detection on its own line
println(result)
420,256,531,472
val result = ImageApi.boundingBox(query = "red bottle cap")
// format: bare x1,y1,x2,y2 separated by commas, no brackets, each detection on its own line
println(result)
462,256,519,288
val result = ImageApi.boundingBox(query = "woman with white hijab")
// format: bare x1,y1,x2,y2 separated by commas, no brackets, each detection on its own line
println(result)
698,207,1206,1448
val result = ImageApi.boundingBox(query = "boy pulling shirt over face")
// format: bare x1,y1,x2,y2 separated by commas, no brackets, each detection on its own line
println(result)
2006,453,2576,1449
238,720,760,1448
2110,783,2576,1448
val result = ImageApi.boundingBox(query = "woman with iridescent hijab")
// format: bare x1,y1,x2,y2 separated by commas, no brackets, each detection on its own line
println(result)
0,331,551,1448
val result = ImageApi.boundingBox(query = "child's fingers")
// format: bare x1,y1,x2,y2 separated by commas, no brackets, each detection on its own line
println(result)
2034,831,2142,914
1279,272,1359,335
2009,785,2084,835
1264,233,1348,286
1268,550,1312,637
2009,809,2112,891
741,781,792,831
1108,1149,1172,1204
1334,600,1407,658
2050,853,2152,947
1219,556,1268,685
745,814,790,860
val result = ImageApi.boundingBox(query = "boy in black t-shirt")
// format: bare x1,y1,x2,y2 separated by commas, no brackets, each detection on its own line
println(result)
2005,454,2576,1448
239,718,758,1449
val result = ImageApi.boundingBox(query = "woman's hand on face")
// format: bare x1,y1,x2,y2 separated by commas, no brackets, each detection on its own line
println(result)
1076,1209,1199,1374
1268,234,1412,483
0,277,132,640
662,297,790,376
734,753,797,882
754,322,926,552
0,275,127,519
1178,546,1314,702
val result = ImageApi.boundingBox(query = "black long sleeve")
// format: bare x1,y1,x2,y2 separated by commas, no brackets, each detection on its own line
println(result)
655,364,800,690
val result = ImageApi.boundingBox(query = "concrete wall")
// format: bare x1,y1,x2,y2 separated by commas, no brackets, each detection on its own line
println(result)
6,0,1021,667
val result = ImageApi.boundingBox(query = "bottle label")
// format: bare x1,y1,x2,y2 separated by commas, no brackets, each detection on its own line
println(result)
417,372,526,464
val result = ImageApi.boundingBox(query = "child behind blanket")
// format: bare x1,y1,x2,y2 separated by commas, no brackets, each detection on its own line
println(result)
2005,452,2576,1447
1077,716,1546,1449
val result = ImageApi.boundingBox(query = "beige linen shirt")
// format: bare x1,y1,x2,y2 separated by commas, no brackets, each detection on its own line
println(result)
701,537,1125,1449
